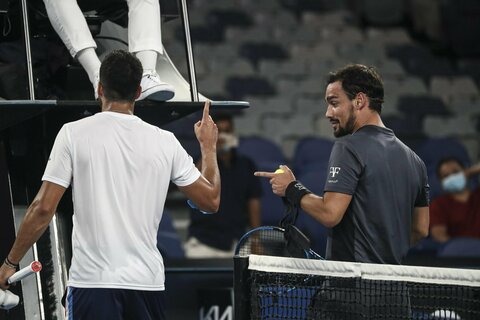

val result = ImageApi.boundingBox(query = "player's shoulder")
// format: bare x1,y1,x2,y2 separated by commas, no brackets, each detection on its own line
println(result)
332,135,358,152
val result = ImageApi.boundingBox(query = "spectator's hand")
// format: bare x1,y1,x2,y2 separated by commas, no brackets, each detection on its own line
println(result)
0,263,16,290
194,101,217,151
254,165,296,197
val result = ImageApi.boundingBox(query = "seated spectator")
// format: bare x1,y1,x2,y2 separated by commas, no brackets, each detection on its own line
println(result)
430,157,480,242
43,0,174,100
185,114,262,258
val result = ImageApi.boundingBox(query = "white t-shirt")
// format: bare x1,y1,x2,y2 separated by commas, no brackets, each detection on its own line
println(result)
42,111,201,290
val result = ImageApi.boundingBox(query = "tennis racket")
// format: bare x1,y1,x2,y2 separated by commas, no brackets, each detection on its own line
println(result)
235,225,324,259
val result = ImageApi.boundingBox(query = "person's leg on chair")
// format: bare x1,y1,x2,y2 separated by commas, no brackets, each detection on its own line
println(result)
43,0,101,98
126,0,175,101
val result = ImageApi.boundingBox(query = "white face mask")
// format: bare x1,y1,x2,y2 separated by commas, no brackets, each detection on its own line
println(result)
218,132,238,153
441,172,467,193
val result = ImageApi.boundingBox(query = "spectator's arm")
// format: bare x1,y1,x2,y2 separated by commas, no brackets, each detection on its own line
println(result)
430,224,450,243
465,162,480,178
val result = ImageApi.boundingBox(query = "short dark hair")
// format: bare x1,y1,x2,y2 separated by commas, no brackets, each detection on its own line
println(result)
326,64,384,114
436,157,465,178
99,50,143,102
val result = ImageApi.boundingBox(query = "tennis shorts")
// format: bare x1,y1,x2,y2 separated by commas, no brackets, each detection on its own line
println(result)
65,287,166,320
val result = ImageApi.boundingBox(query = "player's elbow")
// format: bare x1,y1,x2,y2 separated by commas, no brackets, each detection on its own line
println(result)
29,199,55,223
321,216,342,228
32,199,52,215
198,193,220,213
313,209,342,228
416,224,429,239
411,224,429,244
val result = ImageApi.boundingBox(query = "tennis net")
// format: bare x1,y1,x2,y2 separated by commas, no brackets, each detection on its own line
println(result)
234,255,480,319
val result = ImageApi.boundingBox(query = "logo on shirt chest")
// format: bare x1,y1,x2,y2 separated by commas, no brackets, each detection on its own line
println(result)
329,167,341,178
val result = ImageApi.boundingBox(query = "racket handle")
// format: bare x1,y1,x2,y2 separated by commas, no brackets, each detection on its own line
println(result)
8,261,42,284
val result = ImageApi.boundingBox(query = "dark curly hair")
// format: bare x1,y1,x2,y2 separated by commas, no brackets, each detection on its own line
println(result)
326,64,384,114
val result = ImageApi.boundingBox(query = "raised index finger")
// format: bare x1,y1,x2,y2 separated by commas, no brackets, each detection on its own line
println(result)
254,171,276,178
202,100,211,121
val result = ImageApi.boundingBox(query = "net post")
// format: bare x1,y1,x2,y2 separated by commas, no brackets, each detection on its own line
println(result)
233,255,250,319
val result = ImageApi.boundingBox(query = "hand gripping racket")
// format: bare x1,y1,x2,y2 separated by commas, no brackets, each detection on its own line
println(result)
0,261,42,310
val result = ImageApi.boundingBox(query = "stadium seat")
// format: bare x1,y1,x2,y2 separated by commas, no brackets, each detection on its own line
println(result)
225,76,276,100
258,164,289,225
237,138,287,225
237,136,286,166
296,164,330,256
440,0,480,56
157,210,185,259
383,77,428,98
360,0,405,26
430,76,479,104
407,237,445,257
292,137,334,176
415,138,471,169
234,115,262,137
458,59,480,85
438,238,480,257
424,115,477,138
260,97,294,114
225,26,272,45
259,60,307,81
397,95,450,120
365,27,412,44
294,97,322,115
301,10,353,28
207,9,253,30
382,115,425,140
262,115,316,143
239,42,289,67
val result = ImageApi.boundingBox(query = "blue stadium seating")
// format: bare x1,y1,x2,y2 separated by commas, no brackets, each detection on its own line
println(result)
238,136,286,166
292,137,334,177
437,238,480,257
237,137,287,225
157,210,185,259
296,164,330,256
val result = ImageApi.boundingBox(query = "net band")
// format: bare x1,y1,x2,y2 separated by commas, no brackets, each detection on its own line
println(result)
236,255,480,319
248,254,480,287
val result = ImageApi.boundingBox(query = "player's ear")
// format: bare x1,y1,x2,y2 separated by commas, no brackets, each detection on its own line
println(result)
98,83,104,98
134,85,141,100
355,93,367,110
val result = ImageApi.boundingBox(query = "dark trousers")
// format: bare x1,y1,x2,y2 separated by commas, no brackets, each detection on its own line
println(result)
66,287,166,320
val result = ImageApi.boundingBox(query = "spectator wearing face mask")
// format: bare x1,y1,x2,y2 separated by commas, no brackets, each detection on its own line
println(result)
429,157,480,242
184,113,262,258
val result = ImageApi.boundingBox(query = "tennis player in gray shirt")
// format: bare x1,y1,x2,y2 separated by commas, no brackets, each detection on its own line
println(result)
256,64,430,264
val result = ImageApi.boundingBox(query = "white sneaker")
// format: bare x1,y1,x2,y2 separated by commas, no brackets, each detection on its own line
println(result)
137,70,175,101
93,72,99,100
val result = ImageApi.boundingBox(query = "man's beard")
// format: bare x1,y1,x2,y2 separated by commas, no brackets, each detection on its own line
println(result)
333,109,356,137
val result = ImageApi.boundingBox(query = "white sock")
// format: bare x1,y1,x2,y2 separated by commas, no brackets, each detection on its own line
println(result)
76,48,101,84
136,50,158,73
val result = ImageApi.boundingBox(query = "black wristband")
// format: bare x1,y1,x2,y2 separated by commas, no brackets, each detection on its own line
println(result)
285,180,312,207
4,257,18,270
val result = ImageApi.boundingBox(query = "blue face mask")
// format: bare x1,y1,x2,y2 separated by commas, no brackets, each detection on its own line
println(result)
442,172,466,193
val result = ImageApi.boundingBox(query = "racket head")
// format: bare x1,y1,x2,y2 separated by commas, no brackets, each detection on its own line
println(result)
235,226,325,259
234,226,289,257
